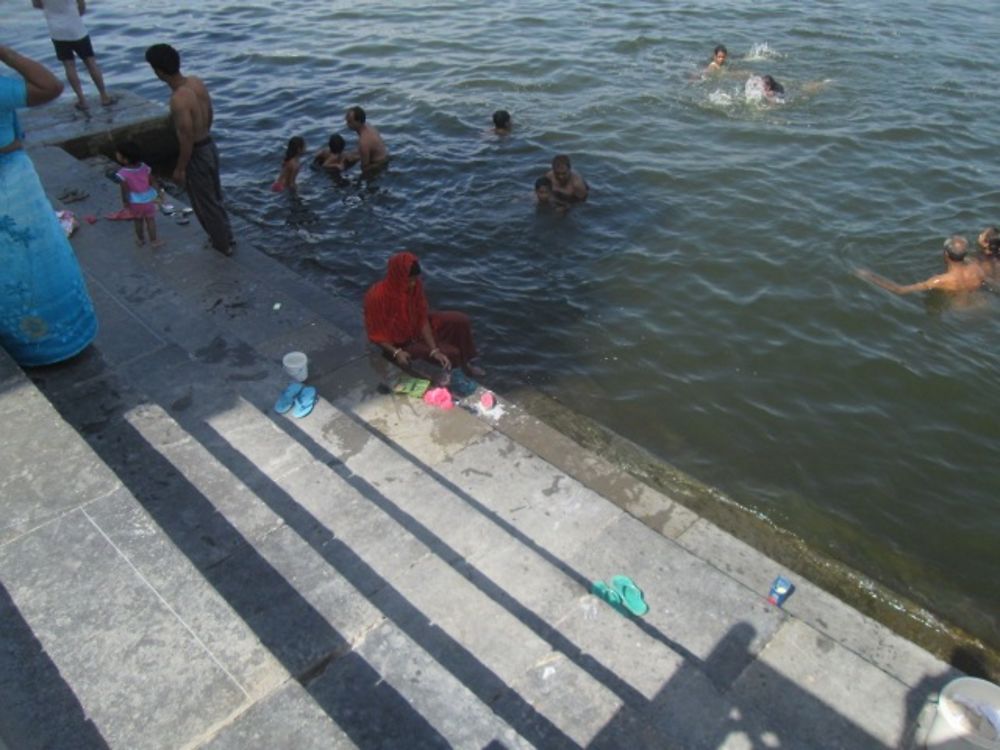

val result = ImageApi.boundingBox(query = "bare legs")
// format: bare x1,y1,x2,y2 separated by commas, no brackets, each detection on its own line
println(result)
132,217,163,248
63,55,113,110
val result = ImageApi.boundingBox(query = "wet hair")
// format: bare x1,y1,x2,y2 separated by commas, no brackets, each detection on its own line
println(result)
327,133,345,154
409,259,422,277
981,226,999,246
943,235,968,261
987,237,1000,258
714,45,727,56
762,75,784,95
347,106,366,124
144,44,181,76
552,154,571,170
492,109,511,129
535,176,552,191
115,140,142,165
284,136,305,162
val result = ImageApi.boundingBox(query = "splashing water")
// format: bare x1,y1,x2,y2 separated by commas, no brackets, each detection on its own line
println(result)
744,41,781,60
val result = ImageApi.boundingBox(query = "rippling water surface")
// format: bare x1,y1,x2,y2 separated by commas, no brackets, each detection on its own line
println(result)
9,0,1000,645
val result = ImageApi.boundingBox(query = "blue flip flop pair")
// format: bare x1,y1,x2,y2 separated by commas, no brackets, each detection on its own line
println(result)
274,382,317,418
591,575,649,617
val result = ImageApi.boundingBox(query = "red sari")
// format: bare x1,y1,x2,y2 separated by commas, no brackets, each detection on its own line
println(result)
364,252,478,366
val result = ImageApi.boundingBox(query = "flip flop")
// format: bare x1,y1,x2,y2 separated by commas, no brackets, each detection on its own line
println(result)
591,580,630,616
274,382,303,414
610,575,649,616
292,386,317,418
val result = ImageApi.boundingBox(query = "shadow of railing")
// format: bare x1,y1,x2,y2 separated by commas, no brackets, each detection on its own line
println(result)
11,344,951,749
0,581,109,750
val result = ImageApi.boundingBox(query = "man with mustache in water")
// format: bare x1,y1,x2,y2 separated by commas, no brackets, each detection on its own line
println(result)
345,105,388,173
855,235,985,295
545,154,589,205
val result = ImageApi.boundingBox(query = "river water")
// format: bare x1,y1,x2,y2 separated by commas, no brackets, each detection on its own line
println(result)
9,0,999,647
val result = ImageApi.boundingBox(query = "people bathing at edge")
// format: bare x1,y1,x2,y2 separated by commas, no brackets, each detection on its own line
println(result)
544,154,589,205
364,252,485,381
0,45,97,366
854,235,986,295
313,133,358,173
145,43,235,257
345,105,388,173
272,135,305,192
33,0,115,111
492,109,512,135
114,140,163,247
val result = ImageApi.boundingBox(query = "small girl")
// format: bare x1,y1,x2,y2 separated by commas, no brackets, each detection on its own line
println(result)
272,135,305,192
114,140,163,248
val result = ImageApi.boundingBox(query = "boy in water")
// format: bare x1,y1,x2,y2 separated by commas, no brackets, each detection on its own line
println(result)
313,133,358,172
855,235,985,294
33,0,115,111
492,109,512,135
534,177,554,206
705,45,727,74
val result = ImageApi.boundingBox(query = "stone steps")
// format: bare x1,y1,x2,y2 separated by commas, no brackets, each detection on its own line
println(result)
0,143,958,749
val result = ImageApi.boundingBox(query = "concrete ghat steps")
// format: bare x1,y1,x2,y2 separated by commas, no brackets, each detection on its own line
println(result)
0,145,957,749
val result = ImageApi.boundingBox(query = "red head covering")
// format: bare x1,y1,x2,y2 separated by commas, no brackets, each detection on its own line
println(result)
364,251,429,344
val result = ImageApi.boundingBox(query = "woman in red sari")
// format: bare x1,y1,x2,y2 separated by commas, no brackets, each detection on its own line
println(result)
364,251,484,377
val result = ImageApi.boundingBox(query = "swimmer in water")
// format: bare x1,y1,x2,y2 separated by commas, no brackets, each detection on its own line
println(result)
492,109,512,135
745,74,785,103
534,176,554,206
313,133,358,173
705,45,727,74
976,226,1000,281
854,235,986,295
544,154,589,204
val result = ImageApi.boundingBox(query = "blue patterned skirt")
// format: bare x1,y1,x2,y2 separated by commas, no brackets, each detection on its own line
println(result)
0,149,96,366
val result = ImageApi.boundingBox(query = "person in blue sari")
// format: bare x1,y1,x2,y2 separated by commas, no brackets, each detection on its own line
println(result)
0,46,96,366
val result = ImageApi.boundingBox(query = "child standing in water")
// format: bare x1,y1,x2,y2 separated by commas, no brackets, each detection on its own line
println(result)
272,135,305,192
313,133,358,173
114,141,162,248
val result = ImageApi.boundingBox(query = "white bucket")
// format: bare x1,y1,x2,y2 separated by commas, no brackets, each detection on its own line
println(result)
926,677,1000,749
282,351,308,382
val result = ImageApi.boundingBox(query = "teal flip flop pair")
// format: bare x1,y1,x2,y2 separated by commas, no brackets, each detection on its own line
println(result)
591,575,649,617
274,382,317,418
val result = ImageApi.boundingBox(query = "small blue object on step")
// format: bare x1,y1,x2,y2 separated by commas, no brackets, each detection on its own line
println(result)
292,386,317,418
448,369,478,398
767,576,794,606
274,382,304,414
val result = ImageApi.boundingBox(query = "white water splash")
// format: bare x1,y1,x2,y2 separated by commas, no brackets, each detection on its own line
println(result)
745,42,781,60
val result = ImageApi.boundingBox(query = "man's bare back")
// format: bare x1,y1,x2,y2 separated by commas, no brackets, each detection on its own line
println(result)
855,235,985,295
345,106,388,172
170,75,213,142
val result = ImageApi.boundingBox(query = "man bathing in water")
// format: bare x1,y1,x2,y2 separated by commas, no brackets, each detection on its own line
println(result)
345,105,388,173
545,154,588,204
855,235,985,295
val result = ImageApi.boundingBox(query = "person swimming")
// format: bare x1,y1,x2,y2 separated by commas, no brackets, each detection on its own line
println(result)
745,74,785,103
705,45,727,74
492,109,512,135
855,235,986,295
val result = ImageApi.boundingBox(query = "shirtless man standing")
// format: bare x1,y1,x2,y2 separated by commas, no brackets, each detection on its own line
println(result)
545,154,589,204
345,105,388,173
145,43,233,256
855,235,985,295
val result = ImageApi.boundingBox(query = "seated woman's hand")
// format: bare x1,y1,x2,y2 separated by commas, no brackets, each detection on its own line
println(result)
431,348,451,370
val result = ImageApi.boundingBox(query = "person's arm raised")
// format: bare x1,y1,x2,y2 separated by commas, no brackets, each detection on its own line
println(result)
854,268,932,295
0,46,63,106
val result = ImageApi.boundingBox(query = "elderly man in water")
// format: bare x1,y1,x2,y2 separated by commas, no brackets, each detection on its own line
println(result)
854,235,986,294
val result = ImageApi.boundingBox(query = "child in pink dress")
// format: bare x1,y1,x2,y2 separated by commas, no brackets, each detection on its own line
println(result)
114,140,162,247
